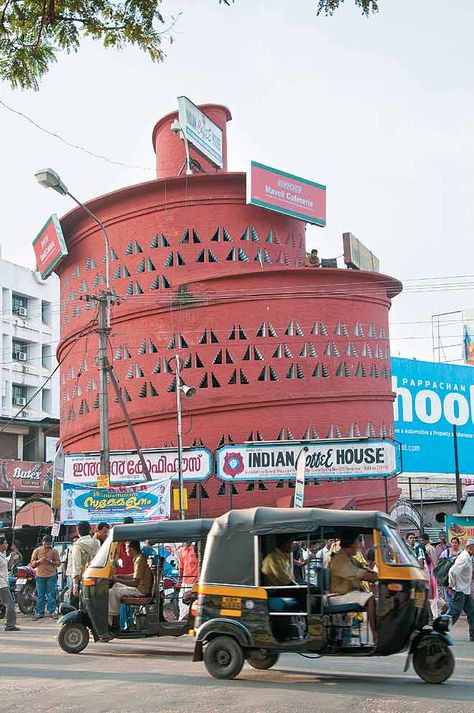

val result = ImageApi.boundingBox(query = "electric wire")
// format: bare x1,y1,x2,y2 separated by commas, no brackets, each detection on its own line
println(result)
0,98,154,172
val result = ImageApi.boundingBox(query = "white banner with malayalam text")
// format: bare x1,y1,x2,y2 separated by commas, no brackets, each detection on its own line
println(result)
63,448,212,486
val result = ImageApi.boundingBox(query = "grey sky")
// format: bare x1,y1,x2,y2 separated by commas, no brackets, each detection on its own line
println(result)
1,0,473,361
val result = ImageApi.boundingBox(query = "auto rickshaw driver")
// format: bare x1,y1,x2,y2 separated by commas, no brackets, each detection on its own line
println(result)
329,531,379,642
261,535,294,586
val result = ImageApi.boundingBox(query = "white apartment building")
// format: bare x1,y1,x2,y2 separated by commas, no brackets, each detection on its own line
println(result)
0,246,59,463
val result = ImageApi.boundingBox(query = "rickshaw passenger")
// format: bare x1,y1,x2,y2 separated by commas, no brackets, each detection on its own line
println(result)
108,541,153,626
261,535,295,586
329,532,378,642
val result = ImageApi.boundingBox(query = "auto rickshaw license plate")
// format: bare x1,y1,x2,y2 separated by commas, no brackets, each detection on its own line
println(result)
222,596,241,609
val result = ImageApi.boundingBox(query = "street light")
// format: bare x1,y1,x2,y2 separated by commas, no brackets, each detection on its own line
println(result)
35,167,113,485
34,167,111,309
174,354,196,519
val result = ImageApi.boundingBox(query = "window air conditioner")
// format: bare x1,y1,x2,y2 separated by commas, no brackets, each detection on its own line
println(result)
14,396,27,406
18,352,27,361
18,307,28,317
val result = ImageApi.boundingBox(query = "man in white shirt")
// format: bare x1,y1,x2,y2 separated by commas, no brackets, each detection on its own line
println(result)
448,538,474,642
315,537,334,568
0,537,20,631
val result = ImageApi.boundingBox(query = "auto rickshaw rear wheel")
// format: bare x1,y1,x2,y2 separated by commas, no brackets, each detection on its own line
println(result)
58,623,90,654
412,637,454,684
203,636,244,679
247,650,280,670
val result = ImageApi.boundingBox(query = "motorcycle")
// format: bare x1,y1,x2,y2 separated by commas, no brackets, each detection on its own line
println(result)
15,565,37,615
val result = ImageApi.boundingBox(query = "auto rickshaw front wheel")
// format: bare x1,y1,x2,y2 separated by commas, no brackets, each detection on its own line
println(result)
203,636,244,679
247,650,280,670
58,623,90,654
412,637,454,684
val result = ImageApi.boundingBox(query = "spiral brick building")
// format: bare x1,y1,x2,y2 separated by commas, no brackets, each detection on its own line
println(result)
57,104,402,517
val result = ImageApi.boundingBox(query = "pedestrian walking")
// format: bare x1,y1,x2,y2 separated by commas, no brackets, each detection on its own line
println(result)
176,542,198,619
447,538,474,641
7,540,23,573
30,535,61,620
71,521,100,608
0,537,20,631
439,536,462,607
405,532,425,566
435,529,448,559
420,533,439,618
93,522,110,546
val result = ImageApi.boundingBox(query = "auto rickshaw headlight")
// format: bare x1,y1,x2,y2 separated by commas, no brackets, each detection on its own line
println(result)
433,614,451,632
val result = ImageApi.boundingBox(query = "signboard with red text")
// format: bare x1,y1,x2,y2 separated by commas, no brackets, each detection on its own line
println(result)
33,214,68,279
247,161,326,226
0,460,51,493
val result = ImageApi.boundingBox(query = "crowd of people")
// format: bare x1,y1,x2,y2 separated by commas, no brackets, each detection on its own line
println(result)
405,530,474,641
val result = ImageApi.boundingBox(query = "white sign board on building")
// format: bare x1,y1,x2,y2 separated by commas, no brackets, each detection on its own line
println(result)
216,440,399,482
177,96,223,168
64,448,212,486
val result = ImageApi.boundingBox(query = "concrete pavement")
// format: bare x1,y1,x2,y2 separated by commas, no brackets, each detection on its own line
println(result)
0,615,473,713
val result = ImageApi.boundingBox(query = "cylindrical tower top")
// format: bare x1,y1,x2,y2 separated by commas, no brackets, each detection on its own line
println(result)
151,103,232,179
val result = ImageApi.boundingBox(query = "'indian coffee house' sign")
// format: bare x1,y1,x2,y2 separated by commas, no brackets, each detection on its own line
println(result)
216,440,400,482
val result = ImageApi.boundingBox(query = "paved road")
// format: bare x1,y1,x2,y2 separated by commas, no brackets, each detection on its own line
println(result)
1,616,473,713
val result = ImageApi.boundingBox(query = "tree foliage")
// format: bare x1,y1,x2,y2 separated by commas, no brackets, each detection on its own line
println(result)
0,0,173,90
219,1,379,15
0,1,379,91
314,0,379,15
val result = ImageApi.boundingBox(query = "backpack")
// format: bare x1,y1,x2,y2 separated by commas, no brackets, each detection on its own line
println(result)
433,557,453,586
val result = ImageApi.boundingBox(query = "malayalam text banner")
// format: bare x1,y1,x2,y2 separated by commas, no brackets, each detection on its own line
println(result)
60,480,170,525
63,448,212,486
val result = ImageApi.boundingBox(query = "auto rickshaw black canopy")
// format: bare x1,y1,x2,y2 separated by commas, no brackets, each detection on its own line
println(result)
112,518,213,543
201,507,397,587
211,507,396,536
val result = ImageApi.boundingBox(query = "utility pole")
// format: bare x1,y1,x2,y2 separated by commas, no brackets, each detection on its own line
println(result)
175,354,185,520
84,289,152,486
453,425,463,513
98,292,110,481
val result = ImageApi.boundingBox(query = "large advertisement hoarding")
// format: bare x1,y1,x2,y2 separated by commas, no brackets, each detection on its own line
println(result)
247,161,326,226
391,357,474,477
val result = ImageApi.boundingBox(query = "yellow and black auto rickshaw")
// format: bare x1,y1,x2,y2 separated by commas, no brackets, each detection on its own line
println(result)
192,508,454,684
57,518,212,653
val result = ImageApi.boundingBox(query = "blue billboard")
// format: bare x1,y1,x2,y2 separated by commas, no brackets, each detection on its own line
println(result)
391,357,474,475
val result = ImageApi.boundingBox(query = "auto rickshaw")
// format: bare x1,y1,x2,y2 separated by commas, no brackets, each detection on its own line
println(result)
57,518,212,653
192,507,454,684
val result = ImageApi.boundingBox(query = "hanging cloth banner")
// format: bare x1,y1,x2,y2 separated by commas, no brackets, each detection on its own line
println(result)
60,479,171,525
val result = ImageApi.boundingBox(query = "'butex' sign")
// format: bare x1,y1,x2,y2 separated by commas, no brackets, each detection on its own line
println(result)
247,161,326,227
32,214,68,279
216,440,399,482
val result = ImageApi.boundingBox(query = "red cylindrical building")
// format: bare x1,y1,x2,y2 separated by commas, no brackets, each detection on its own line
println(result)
57,104,402,516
